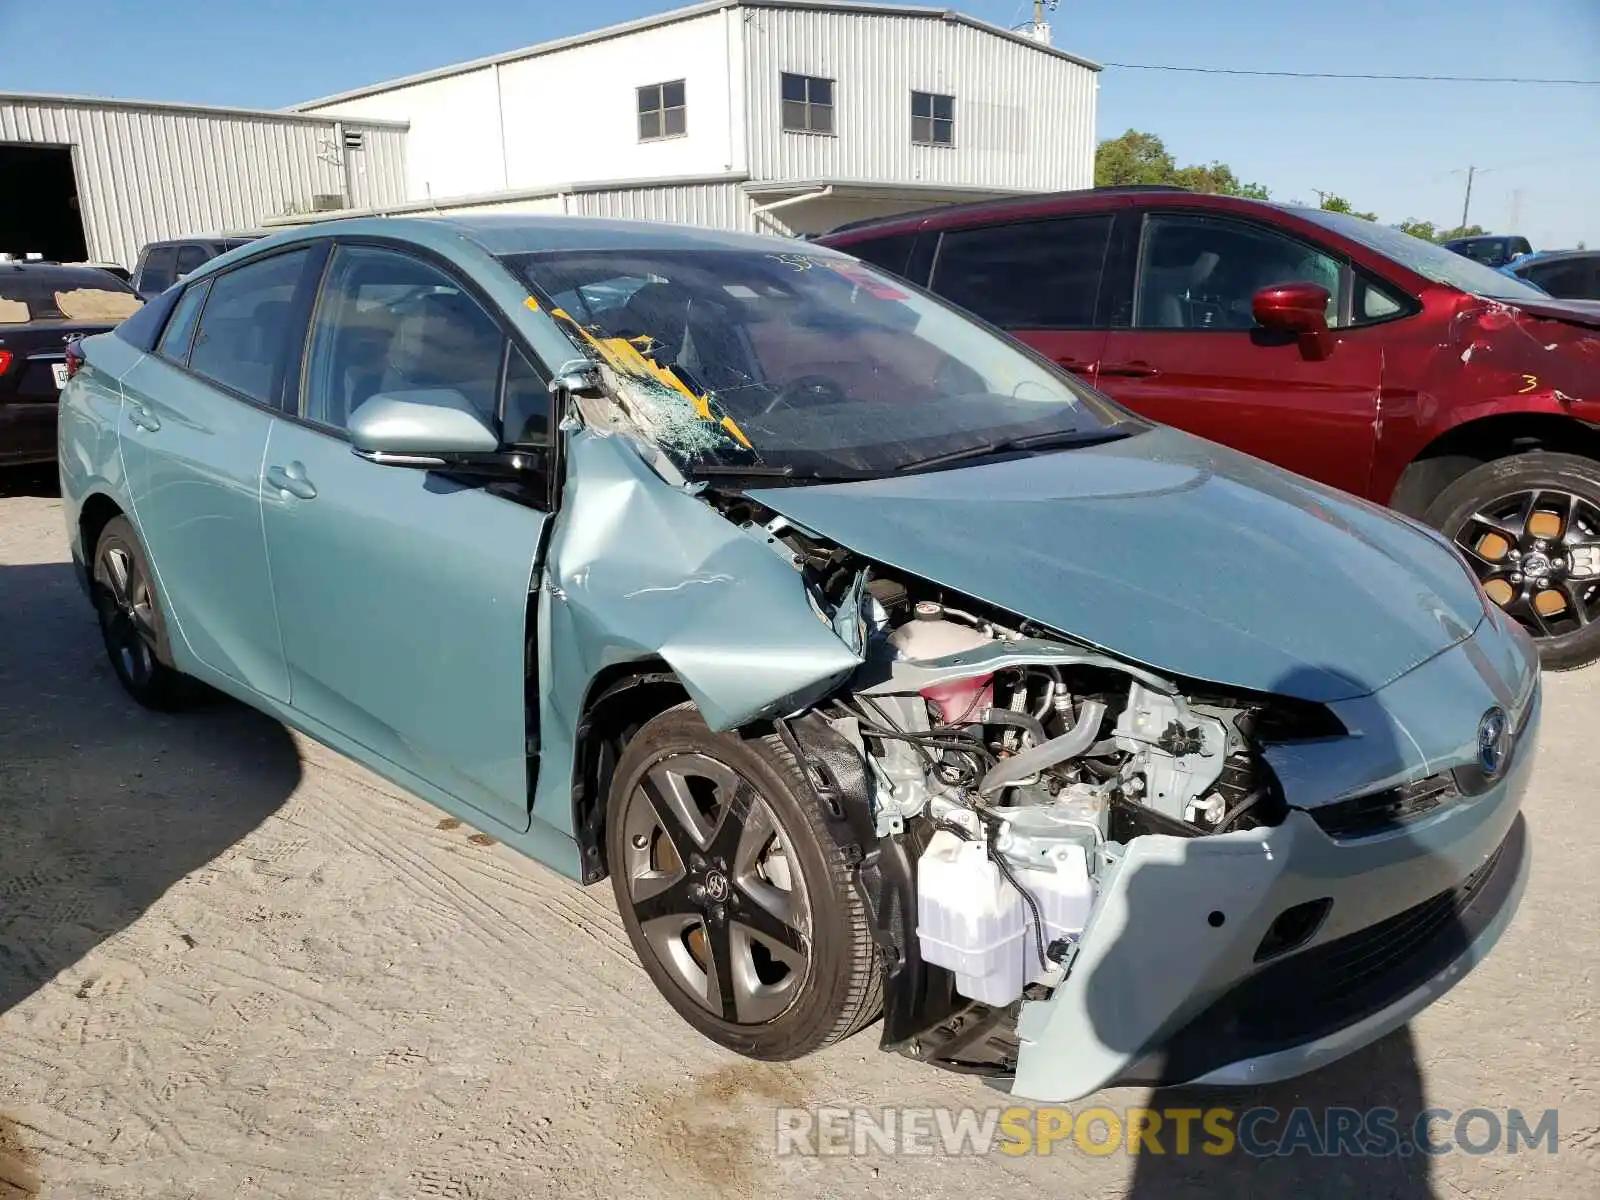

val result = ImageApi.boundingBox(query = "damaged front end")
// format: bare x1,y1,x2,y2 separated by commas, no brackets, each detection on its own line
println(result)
696,492,1537,1102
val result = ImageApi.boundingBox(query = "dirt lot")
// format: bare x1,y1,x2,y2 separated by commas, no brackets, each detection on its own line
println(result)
1,468,1596,1199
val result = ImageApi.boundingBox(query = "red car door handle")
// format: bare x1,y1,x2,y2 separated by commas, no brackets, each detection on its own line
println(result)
1100,361,1160,378
1054,356,1097,374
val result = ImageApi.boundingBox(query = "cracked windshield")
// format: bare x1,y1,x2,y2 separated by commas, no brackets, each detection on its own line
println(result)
504,247,1138,477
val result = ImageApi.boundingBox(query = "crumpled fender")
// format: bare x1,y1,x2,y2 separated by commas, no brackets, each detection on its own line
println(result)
528,430,863,838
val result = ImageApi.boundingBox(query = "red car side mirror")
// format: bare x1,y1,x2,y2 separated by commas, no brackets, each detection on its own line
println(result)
1252,282,1333,361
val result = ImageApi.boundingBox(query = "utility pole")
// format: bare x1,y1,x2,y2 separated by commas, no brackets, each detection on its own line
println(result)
1312,188,1331,207
1460,165,1476,229
1508,187,1525,232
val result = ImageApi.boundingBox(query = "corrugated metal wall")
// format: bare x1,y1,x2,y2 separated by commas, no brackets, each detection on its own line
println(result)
0,97,407,266
742,8,1097,191
575,180,752,229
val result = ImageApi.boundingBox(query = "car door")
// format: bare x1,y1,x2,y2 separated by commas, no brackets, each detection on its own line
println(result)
928,212,1114,384
118,245,319,702
260,241,553,831
1092,209,1387,497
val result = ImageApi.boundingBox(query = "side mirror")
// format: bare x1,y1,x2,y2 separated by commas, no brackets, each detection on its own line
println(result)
348,389,499,467
1252,282,1333,361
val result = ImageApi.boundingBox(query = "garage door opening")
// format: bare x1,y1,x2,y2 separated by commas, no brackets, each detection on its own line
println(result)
0,143,90,263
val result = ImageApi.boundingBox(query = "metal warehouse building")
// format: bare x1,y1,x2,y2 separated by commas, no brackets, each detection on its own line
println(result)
0,94,408,268
0,0,1098,266
287,0,1101,236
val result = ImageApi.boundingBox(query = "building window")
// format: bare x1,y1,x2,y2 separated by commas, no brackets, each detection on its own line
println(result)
912,91,954,145
638,80,687,141
781,73,834,134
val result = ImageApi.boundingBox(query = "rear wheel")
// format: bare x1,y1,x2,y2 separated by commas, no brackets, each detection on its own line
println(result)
606,704,881,1060
1423,451,1600,670
92,516,195,708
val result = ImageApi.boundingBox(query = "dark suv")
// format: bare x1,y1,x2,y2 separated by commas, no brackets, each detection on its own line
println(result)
131,234,262,300
818,187,1600,668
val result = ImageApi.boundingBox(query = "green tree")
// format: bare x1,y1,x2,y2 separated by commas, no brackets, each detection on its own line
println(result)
1317,194,1378,221
1438,224,1487,241
1095,129,1270,199
1395,218,1438,242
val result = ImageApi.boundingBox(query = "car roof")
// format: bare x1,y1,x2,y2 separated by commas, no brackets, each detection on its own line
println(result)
247,213,855,260
1511,248,1596,266
815,185,1281,242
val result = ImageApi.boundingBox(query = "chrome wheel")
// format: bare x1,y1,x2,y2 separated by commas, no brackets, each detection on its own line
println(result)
94,538,160,689
1452,488,1600,637
619,752,813,1025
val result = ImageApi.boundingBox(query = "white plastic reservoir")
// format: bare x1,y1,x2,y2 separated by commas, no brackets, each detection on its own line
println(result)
916,830,1093,1006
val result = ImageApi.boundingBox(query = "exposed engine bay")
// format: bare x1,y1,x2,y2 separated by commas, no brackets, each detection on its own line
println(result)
714,494,1327,1068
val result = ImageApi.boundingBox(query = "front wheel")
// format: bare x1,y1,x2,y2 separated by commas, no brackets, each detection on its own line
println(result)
1423,451,1600,670
606,704,881,1060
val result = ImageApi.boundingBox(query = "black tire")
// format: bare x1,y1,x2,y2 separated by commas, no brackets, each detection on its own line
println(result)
1422,451,1600,671
91,515,196,709
606,703,881,1060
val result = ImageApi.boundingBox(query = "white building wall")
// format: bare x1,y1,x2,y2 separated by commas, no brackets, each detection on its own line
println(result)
301,69,506,201
0,95,407,266
497,11,745,191
304,10,747,204
743,6,1096,190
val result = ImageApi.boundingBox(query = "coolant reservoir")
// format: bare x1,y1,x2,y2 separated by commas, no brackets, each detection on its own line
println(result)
887,602,993,723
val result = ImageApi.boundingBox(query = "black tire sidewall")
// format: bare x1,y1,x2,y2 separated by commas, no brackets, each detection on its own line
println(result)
1422,451,1600,671
93,516,188,708
605,705,867,1060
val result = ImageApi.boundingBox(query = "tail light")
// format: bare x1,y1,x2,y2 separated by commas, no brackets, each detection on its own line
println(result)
64,336,84,380
0,349,11,375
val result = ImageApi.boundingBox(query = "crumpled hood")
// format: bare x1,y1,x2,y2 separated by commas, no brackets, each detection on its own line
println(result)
749,427,1485,703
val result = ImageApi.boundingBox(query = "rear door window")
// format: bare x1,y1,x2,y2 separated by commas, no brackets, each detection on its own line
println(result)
138,246,178,294
187,249,312,407
841,233,919,280
932,215,1113,329
1525,259,1594,299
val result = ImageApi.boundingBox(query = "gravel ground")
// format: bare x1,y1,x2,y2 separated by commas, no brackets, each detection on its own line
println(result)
1,467,1595,1199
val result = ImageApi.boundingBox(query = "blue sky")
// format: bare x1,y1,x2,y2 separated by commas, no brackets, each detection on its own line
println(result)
3,0,1597,246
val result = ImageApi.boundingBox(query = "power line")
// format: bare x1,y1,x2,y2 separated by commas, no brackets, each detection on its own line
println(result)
1101,62,1600,85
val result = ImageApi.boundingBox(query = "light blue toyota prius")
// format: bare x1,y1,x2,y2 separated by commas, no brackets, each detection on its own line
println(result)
58,214,1537,1100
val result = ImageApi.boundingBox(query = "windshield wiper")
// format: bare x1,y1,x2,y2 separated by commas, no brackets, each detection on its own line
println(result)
682,462,876,483
893,427,1129,473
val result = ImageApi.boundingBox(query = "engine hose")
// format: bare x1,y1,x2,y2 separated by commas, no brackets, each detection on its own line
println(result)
983,707,1050,747
985,834,1049,975
1216,788,1267,832
978,700,1108,796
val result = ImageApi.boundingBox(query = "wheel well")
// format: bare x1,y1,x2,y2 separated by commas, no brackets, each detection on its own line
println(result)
78,493,123,562
571,660,690,885
1389,414,1600,518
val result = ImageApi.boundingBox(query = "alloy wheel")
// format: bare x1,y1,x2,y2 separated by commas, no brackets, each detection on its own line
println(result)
94,539,160,688
619,752,813,1025
1452,487,1600,637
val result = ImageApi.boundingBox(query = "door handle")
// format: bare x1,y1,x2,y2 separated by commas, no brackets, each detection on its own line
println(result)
1099,361,1160,379
266,462,317,501
127,403,161,432
1054,356,1098,374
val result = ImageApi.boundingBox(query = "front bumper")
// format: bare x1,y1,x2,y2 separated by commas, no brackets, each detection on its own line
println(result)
1007,622,1539,1102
